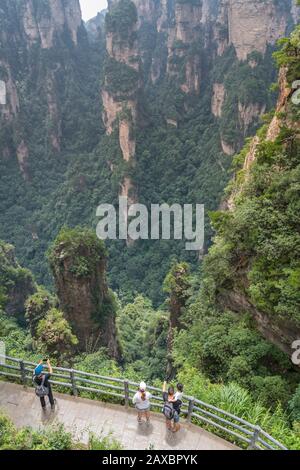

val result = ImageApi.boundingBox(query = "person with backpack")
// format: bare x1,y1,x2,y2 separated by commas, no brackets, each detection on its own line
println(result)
132,381,152,425
162,381,183,432
33,359,55,410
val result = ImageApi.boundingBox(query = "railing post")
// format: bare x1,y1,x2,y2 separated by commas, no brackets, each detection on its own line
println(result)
19,360,26,387
124,380,129,408
248,426,261,450
187,396,195,423
70,369,78,396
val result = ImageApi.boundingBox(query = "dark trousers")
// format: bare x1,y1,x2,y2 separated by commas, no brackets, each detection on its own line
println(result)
40,385,55,408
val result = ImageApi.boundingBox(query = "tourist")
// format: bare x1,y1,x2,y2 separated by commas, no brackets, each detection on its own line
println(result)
162,381,183,432
132,381,152,425
33,359,55,410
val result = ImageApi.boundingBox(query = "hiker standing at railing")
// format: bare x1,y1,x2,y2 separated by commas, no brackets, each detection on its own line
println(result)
33,359,55,411
162,381,183,433
132,381,152,425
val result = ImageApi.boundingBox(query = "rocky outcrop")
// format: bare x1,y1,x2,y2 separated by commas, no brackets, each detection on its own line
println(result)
226,0,295,61
226,66,293,210
21,0,82,49
102,0,140,211
266,67,294,142
221,139,235,156
212,83,225,117
165,263,191,379
167,0,202,94
219,289,300,358
219,53,300,353
45,72,62,152
85,10,106,41
49,228,119,357
238,102,266,137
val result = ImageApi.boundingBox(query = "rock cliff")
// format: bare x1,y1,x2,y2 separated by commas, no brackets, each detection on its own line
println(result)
0,0,83,179
102,0,140,208
48,228,119,358
216,36,300,357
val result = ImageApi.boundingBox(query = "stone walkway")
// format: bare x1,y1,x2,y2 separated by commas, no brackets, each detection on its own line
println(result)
0,382,238,450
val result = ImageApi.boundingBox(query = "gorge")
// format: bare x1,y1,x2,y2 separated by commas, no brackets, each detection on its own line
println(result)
0,0,300,450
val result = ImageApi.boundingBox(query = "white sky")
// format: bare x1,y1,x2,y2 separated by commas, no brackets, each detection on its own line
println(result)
79,0,108,21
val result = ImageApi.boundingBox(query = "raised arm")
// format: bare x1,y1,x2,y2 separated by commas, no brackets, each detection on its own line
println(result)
47,359,53,374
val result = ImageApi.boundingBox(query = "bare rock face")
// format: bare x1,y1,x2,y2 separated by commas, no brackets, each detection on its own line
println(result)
221,139,235,156
167,0,203,94
119,120,136,162
213,0,299,61
238,101,266,137
266,67,293,142
22,0,82,49
227,0,289,61
49,229,119,357
212,83,225,117
102,0,140,212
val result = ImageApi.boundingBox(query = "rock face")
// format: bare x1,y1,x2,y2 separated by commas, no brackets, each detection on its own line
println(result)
0,0,83,178
238,101,266,137
0,241,36,317
219,289,300,358
227,0,291,61
101,0,298,175
85,10,106,41
167,0,203,94
49,229,119,358
165,263,191,378
102,0,140,209
21,0,82,48
212,83,225,117
220,61,300,354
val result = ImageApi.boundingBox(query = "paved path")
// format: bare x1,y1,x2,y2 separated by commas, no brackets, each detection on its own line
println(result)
0,382,238,450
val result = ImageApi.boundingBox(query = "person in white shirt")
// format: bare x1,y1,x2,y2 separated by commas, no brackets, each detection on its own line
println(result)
174,383,183,402
132,381,152,424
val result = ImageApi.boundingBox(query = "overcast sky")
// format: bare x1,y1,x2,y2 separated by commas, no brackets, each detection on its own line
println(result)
80,0,108,21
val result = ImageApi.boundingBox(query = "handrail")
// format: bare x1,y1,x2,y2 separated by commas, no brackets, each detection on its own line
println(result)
0,354,287,450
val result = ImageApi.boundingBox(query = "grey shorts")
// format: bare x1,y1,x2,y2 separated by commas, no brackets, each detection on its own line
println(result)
136,406,150,412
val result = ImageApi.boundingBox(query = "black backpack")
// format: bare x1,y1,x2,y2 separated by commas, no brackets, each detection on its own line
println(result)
33,374,49,398
163,402,174,420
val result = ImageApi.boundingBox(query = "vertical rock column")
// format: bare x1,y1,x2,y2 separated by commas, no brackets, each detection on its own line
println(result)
49,228,120,358
0,0,82,178
102,0,142,214
167,0,203,95
164,263,191,379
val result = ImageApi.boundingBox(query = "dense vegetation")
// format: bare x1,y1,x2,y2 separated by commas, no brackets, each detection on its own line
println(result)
0,0,299,451
0,413,122,450
0,0,284,307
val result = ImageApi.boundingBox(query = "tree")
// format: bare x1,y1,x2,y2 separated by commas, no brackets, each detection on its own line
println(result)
36,308,78,360
25,286,56,337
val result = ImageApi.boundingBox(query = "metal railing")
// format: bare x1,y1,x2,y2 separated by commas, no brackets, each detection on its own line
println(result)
0,354,287,450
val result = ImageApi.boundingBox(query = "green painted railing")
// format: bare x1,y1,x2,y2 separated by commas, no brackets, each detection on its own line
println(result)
0,354,287,450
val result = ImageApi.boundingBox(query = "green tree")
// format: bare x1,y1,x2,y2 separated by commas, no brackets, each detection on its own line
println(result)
36,308,78,360
25,286,57,337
